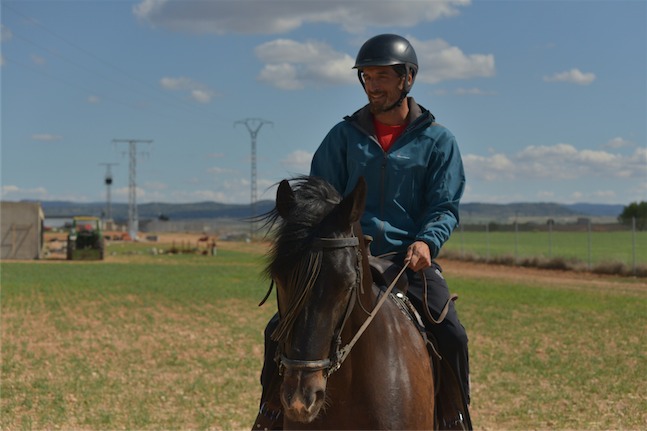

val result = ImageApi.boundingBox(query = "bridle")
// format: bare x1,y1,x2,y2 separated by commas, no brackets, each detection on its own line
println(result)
277,232,408,378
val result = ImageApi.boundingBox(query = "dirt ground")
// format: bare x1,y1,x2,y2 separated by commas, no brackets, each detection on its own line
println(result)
438,259,647,294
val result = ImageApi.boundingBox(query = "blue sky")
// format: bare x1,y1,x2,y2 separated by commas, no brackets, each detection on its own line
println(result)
2,0,645,206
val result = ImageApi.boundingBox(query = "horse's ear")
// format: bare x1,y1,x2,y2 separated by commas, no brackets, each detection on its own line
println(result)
276,180,295,219
336,177,367,226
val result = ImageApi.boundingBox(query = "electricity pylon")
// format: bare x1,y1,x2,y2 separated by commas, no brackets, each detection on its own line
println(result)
235,118,272,239
112,139,153,240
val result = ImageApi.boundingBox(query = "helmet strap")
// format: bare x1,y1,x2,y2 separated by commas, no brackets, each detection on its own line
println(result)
357,69,367,90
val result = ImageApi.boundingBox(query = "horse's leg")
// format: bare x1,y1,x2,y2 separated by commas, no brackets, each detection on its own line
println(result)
253,313,284,431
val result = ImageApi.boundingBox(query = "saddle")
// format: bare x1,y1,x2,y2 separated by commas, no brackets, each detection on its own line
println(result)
368,254,410,293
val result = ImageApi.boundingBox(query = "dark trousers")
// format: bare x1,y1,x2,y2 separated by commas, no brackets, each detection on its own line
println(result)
259,259,470,410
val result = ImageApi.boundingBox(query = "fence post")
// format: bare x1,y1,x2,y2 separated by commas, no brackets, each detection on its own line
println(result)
460,223,465,259
514,220,519,263
485,222,490,262
587,219,593,270
547,219,554,259
632,217,637,275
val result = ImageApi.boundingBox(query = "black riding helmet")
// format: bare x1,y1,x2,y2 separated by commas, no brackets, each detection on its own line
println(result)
353,34,418,106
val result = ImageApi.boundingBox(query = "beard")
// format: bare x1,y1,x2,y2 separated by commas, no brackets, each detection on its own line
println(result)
368,91,402,114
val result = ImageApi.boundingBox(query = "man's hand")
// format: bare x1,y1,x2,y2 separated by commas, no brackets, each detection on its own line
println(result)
405,240,432,272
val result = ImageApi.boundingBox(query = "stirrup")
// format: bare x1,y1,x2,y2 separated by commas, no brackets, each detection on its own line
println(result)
441,412,468,430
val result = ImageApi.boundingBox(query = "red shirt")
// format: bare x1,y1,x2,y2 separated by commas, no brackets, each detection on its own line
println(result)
374,119,407,152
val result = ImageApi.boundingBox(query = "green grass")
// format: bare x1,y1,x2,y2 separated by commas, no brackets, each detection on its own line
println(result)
1,242,646,429
443,229,647,268
450,274,647,429
1,245,276,430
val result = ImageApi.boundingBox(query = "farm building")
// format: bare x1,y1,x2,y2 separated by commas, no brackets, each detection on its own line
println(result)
1,201,45,260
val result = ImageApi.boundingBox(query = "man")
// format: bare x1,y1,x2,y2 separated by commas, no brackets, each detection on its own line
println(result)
254,34,470,430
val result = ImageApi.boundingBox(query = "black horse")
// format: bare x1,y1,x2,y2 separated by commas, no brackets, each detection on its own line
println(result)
259,176,435,429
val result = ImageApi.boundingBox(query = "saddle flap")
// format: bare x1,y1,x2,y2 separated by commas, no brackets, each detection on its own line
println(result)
368,255,409,293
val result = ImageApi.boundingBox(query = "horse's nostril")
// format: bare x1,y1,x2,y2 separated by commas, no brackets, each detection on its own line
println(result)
315,389,325,404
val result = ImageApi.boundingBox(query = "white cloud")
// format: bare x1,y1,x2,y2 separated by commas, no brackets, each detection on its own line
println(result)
32,134,63,142
1,25,12,42
465,144,647,182
256,39,355,89
408,36,495,84
603,137,634,149
133,1,492,89
543,68,596,85
87,95,100,104
537,191,555,200
454,87,496,96
208,166,237,175
31,54,46,65
255,36,494,90
133,0,471,35
160,76,215,103
1,185,65,200
281,150,313,174
143,181,168,191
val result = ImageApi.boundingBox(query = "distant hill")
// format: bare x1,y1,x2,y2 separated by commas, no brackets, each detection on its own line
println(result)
34,200,275,222
460,202,579,220
23,200,624,223
564,203,623,217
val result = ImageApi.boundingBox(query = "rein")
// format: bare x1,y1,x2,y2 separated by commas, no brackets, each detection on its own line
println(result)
328,256,409,375
278,234,409,378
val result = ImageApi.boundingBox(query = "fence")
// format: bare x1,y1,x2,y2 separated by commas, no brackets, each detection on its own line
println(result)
441,218,646,275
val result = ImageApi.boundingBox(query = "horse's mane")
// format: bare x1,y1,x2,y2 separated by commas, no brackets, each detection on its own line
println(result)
262,176,342,280
260,176,342,343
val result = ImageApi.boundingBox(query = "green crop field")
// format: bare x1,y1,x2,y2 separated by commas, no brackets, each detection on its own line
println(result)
1,241,646,430
443,229,647,272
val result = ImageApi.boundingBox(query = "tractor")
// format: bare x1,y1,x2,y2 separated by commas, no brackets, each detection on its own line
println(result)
67,216,105,260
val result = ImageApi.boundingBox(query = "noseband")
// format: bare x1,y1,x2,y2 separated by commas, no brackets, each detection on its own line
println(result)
278,234,362,378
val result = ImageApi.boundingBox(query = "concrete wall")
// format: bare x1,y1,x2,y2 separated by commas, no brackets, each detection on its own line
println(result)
1,202,44,259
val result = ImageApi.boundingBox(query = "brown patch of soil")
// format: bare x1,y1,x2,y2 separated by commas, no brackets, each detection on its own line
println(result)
438,258,647,294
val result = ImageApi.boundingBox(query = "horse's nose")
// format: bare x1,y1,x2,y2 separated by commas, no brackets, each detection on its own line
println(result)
281,371,327,422
303,388,325,411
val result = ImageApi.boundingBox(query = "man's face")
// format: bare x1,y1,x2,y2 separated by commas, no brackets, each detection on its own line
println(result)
360,66,405,114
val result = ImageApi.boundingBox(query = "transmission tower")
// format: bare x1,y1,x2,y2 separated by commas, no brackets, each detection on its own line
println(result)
112,139,153,240
235,118,272,238
99,162,118,224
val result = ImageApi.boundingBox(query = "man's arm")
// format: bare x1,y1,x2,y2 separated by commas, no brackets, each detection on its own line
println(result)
415,129,465,261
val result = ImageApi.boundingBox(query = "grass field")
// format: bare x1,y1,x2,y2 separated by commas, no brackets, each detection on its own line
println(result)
443,229,647,271
2,240,646,430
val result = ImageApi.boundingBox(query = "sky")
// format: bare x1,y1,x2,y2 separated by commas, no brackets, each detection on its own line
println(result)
1,0,646,207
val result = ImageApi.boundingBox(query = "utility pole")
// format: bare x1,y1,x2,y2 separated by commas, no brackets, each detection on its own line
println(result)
235,118,272,239
112,139,153,240
99,162,118,227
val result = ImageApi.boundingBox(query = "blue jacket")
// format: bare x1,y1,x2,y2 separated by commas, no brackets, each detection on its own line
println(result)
310,98,465,258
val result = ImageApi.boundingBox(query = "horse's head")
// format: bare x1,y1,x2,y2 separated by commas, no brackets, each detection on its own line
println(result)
265,176,367,423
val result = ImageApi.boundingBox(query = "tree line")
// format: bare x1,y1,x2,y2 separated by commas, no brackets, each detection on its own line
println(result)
618,201,647,230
